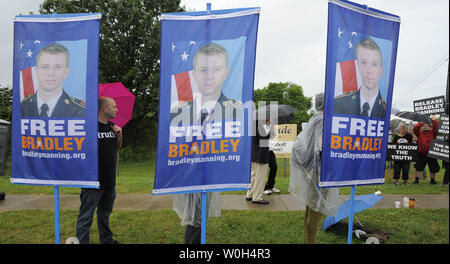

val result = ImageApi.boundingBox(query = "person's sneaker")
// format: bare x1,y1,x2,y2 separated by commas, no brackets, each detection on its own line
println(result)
394,181,400,185
252,199,269,205
430,179,437,185
271,187,280,193
245,197,252,201
263,189,272,195
413,178,419,184
403,180,408,185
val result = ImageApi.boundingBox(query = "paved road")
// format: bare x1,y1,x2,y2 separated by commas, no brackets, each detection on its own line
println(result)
0,193,448,211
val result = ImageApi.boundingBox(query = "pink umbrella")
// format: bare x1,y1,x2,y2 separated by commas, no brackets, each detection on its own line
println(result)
99,82,135,127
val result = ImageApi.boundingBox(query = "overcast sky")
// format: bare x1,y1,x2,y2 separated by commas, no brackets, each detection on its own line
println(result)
1,0,448,112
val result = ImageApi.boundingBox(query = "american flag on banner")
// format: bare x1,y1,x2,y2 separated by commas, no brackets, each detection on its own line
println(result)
334,27,366,97
16,40,53,101
170,40,207,108
335,59,362,96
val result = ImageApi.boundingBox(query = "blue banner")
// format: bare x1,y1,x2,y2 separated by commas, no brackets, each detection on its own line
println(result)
153,8,260,194
11,14,101,187
320,0,400,187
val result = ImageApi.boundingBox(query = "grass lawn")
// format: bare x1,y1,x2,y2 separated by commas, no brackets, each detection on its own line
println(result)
0,208,447,244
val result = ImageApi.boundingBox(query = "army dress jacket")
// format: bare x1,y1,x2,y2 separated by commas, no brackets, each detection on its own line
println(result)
333,89,386,119
170,92,242,125
21,90,86,118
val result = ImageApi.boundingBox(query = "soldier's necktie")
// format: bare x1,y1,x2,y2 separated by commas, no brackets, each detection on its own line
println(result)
361,102,370,117
39,103,49,117
201,109,209,124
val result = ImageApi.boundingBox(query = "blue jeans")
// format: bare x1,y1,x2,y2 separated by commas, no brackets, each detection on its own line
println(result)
76,187,116,244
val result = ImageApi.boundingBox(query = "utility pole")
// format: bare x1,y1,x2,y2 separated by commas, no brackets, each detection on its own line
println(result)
446,61,449,114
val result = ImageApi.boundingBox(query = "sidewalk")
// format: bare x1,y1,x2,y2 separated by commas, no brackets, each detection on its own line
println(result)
0,193,448,211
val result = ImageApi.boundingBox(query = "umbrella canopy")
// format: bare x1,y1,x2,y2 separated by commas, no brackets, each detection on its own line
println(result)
255,104,295,124
389,114,414,133
323,194,384,230
99,82,135,127
390,114,412,123
395,111,432,124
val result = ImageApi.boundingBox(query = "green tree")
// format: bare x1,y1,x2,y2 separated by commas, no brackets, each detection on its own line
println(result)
39,0,184,158
254,82,313,131
0,85,12,121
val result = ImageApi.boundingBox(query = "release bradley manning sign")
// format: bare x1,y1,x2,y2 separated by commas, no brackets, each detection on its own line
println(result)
413,95,446,115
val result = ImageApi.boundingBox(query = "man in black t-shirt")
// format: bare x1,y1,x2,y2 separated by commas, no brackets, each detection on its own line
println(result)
76,97,122,244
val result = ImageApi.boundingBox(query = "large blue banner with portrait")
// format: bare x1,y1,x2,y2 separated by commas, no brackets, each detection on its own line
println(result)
153,8,260,194
320,0,400,187
11,14,101,187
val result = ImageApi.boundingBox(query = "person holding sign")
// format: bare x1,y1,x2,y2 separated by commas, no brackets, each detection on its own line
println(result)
391,124,413,185
289,93,340,244
263,148,280,195
246,118,274,204
76,97,122,244
413,117,439,184
20,43,86,117
334,37,386,118
173,192,220,244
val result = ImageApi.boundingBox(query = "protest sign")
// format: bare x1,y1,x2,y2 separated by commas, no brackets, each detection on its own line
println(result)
321,0,400,187
386,143,417,162
413,95,446,115
153,8,260,194
428,139,449,162
437,115,449,135
11,14,101,187
270,124,297,158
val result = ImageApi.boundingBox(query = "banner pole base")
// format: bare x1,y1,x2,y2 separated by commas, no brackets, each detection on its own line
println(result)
347,185,356,244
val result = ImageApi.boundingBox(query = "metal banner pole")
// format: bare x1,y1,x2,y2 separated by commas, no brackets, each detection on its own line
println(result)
201,2,212,245
201,191,207,244
54,186,61,244
347,185,356,244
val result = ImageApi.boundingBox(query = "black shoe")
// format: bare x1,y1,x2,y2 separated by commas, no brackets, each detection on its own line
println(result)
102,239,120,244
252,199,269,205
413,178,419,184
430,179,437,185
245,197,252,201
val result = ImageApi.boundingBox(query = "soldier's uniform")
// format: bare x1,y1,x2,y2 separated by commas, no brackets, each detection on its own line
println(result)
333,89,386,119
170,92,242,125
21,90,86,118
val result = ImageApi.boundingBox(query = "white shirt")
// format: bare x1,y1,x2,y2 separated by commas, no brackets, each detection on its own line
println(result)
359,92,377,117
193,93,221,122
36,90,63,117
